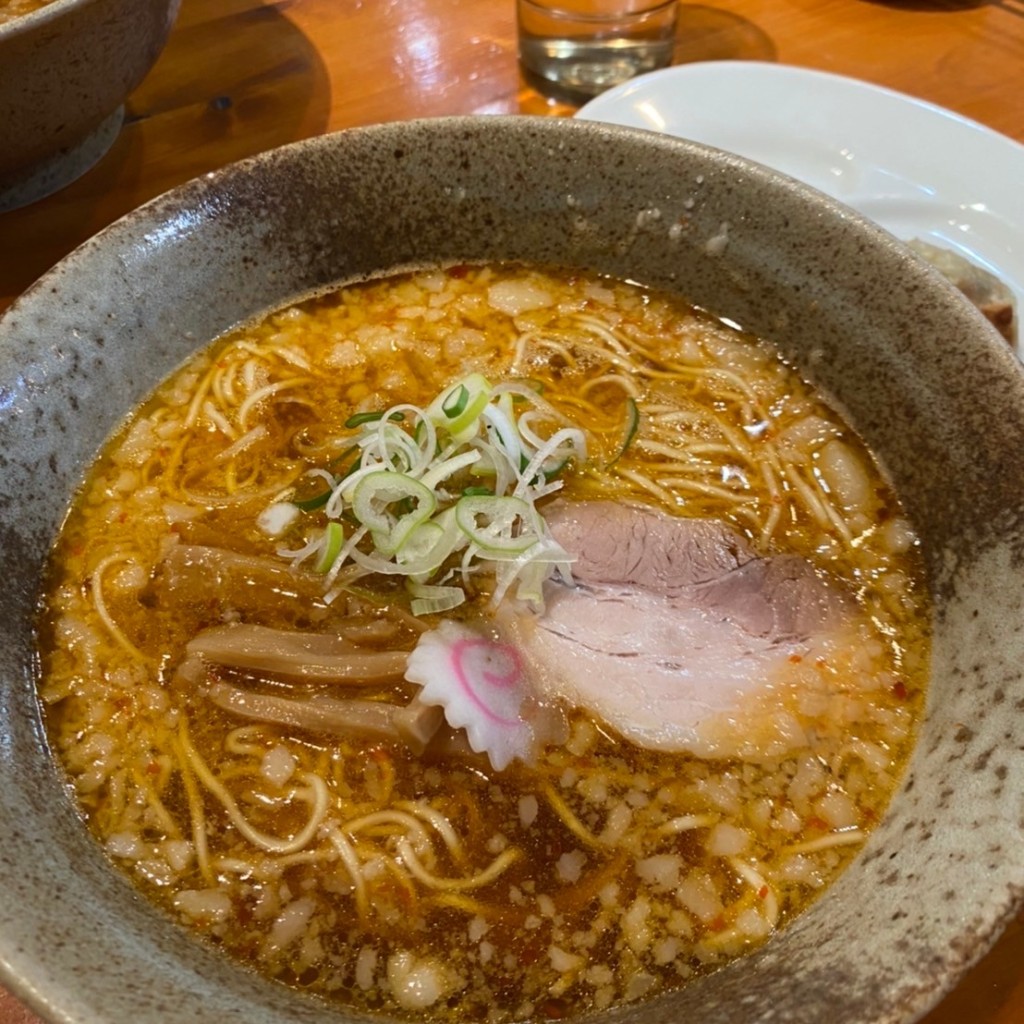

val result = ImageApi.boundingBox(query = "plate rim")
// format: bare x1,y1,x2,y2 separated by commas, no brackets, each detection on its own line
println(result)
576,59,1023,351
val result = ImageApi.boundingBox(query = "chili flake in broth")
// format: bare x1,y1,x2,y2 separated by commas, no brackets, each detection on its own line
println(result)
37,264,929,1020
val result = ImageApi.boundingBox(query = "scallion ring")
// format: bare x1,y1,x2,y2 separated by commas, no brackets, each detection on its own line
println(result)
352,471,437,556
454,495,541,555
314,521,346,573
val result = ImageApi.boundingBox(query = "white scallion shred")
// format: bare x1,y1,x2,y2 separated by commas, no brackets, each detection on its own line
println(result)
257,501,300,538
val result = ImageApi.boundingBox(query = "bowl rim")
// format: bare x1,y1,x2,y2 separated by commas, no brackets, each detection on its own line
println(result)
0,0,92,38
1,113,1023,1024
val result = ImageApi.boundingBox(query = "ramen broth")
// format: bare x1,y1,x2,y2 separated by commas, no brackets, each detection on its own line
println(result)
37,265,929,1020
0,0,59,25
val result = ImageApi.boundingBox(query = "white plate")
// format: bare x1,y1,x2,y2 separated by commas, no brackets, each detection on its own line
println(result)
577,61,1024,352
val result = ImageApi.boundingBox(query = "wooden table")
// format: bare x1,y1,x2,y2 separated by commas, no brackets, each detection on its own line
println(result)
1,0,1023,1020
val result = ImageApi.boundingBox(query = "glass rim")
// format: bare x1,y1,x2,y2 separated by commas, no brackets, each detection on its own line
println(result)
517,0,679,23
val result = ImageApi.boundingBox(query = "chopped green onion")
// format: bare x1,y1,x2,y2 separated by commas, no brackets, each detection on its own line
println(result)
442,383,469,418
314,521,345,573
396,517,461,575
287,371,590,614
291,469,338,511
328,444,358,469
344,409,405,429
418,449,482,492
608,397,640,468
350,515,461,579
352,470,436,556
292,487,332,512
396,520,446,566
482,403,524,469
427,373,492,442
540,456,569,480
514,427,586,501
455,495,540,555
407,581,465,616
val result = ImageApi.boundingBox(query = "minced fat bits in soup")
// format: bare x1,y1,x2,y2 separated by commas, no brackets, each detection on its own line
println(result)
37,264,930,1022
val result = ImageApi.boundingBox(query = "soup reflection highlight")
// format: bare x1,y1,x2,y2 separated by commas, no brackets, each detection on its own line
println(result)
38,265,929,1020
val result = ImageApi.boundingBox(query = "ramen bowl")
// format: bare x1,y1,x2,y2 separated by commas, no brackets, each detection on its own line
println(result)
0,0,180,212
1,116,1023,1024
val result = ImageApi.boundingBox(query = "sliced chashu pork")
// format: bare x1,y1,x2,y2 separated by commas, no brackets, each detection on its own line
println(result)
504,501,863,761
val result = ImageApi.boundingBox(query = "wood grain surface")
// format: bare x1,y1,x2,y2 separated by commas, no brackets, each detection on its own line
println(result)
2,0,1023,1021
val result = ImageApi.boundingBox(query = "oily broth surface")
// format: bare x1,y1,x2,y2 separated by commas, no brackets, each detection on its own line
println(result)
0,0,59,24
38,265,929,1021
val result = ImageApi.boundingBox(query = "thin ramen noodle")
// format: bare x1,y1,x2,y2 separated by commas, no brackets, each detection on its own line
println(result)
37,265,929,1021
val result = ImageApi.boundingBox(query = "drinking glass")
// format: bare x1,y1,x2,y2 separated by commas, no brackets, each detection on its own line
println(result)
517,0,679,100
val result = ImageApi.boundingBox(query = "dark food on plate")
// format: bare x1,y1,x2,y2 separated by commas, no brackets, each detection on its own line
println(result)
37,264,930,1020
909,239,1017,345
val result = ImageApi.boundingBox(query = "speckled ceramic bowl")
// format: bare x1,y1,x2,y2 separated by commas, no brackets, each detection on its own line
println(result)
1,116,1023,1024
0,0,180,212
